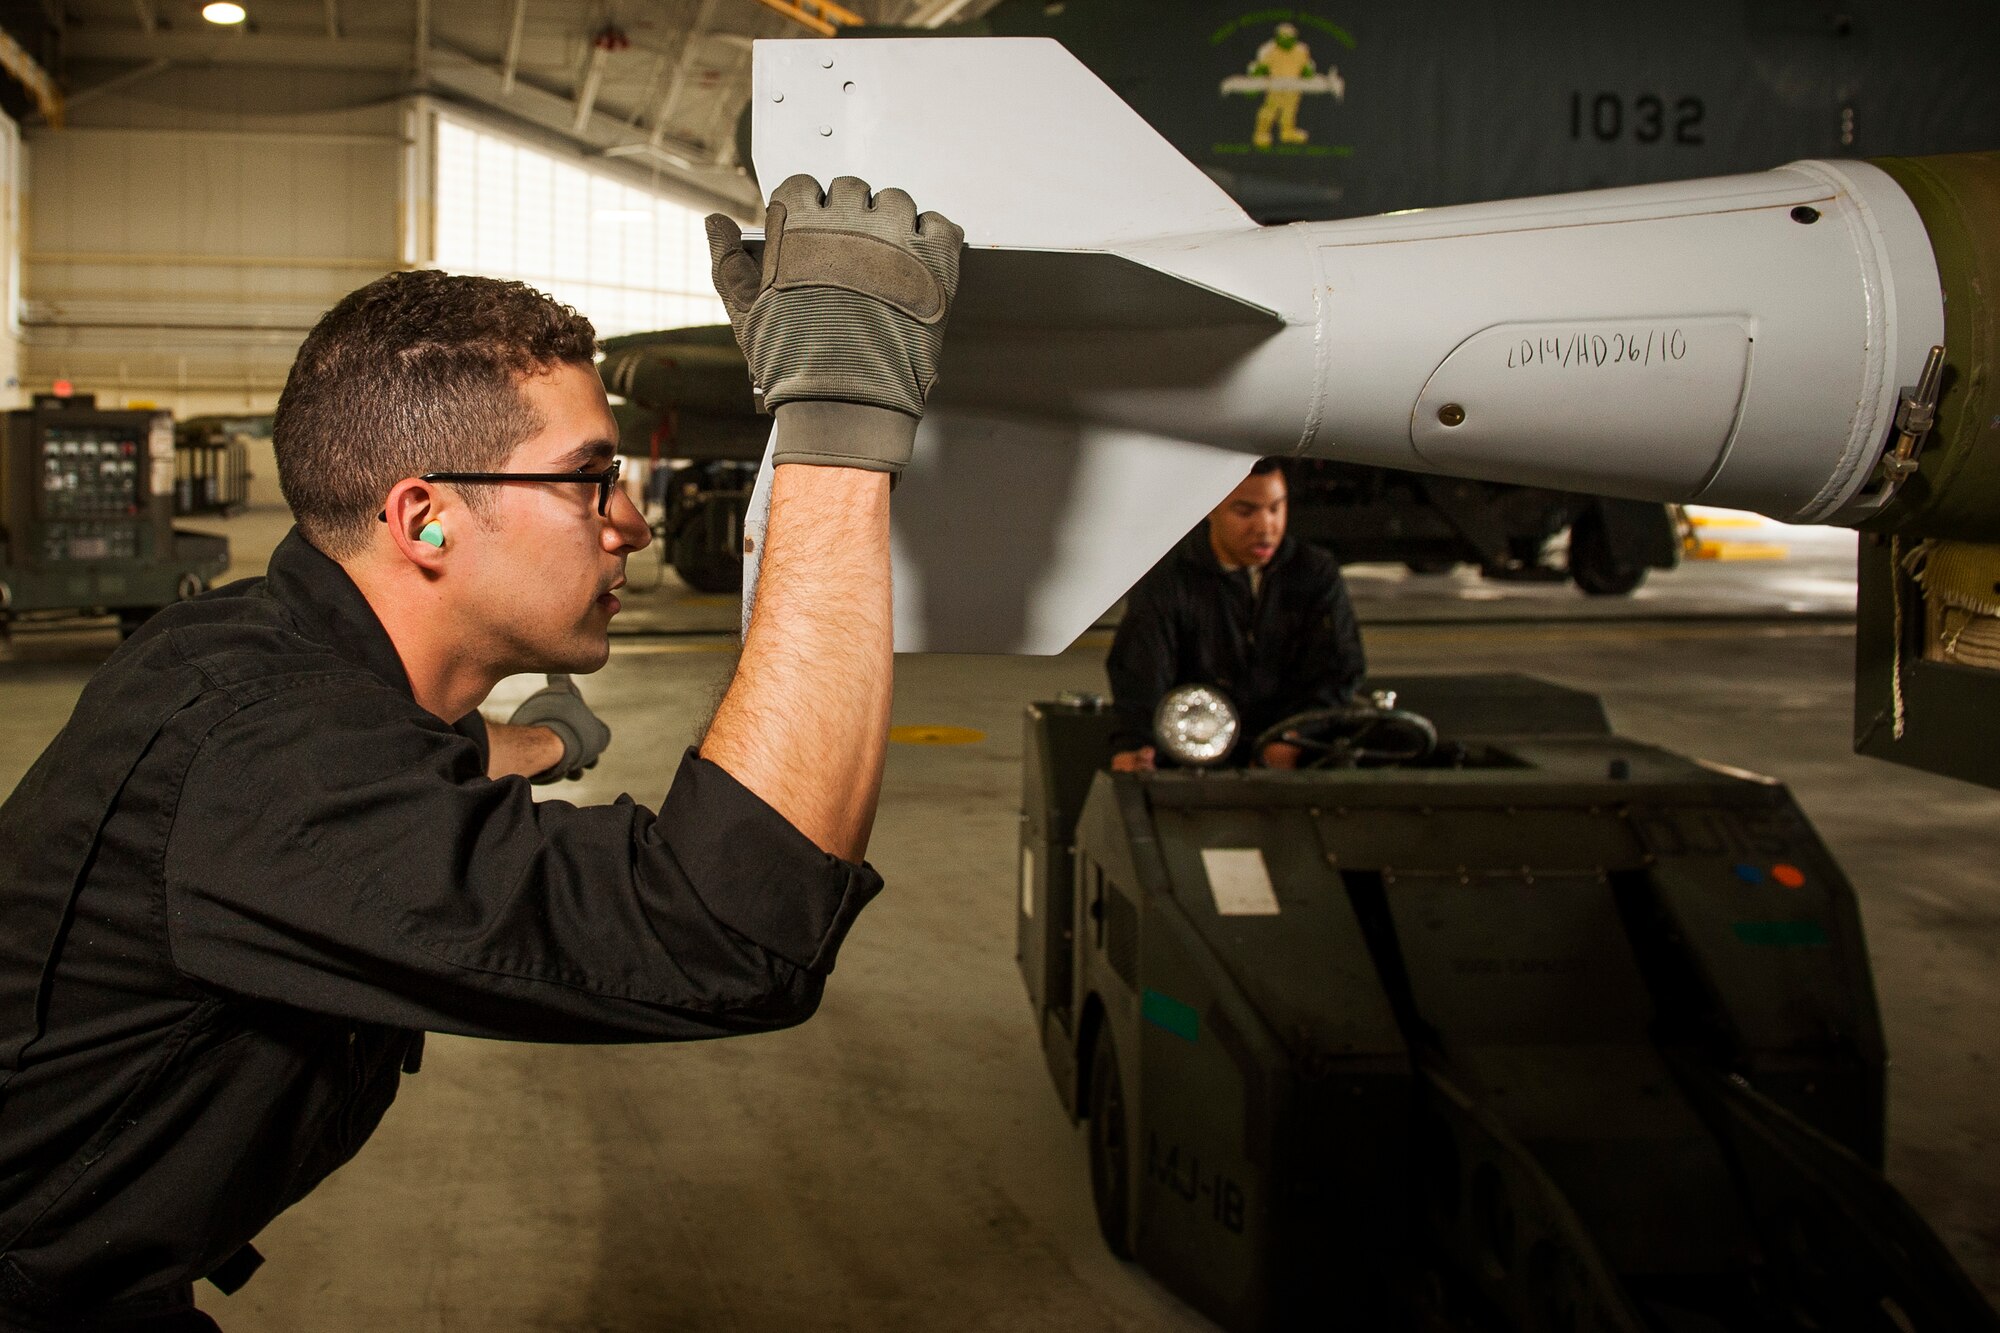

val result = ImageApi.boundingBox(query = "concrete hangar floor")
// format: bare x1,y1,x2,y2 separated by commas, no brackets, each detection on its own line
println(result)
2,507,1994,1331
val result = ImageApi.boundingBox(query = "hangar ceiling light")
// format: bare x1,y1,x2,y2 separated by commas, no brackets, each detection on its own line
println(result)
201,3,247,24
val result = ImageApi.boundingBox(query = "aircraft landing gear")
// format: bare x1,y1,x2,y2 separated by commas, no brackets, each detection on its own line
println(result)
1567,506,1650,596
653,461,756,595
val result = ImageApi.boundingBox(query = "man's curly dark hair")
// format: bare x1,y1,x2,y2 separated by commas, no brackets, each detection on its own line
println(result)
273,270,599,558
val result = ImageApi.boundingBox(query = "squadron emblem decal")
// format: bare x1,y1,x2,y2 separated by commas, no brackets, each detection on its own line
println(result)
1213,10,1354,158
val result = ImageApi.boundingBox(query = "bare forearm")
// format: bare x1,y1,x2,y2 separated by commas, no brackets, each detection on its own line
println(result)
485,721,566,780
701,465,892,860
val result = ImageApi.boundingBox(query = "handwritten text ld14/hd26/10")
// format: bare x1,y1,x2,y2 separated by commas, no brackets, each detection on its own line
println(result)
1507,327,1690,371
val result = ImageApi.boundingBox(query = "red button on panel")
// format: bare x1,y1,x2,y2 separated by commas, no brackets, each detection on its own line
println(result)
1771,863,1806,889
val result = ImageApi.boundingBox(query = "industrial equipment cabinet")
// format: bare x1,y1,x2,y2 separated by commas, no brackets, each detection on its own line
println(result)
0,396,229,632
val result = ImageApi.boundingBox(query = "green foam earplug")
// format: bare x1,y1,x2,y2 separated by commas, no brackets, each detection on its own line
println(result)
419,520,444,548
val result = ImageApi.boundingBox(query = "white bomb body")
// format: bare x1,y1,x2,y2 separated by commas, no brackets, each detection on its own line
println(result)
746,38,1950,651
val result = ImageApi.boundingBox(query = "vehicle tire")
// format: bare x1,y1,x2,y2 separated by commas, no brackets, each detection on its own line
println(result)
669,494,745,595
1404,558,1457,576
1088,1025,1136,1259
1567,510,1647,596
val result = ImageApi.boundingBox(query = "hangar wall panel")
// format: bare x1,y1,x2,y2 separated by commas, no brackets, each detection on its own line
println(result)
18,65,405,433
18,67,736,507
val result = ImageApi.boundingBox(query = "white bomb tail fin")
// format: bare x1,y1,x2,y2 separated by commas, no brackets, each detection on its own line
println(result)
752,38,1255,249
746,38,1284,652
886,414,1254,653
740,411,1256,655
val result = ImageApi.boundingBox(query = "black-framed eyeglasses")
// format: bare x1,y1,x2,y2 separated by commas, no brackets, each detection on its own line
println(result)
377,458,623,521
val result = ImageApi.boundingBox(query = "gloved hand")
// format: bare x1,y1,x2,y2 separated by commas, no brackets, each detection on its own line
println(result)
706,174,965,475
507,675,612,785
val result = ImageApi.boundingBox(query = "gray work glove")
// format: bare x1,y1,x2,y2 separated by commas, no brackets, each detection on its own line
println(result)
507,674,611,785
706,174,965,475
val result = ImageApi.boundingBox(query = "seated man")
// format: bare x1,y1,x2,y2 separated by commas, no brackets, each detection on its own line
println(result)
1106,459,1365,770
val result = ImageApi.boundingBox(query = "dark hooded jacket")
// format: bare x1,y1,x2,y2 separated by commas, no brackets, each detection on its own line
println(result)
1106,526,1365,760
0,530,879,1330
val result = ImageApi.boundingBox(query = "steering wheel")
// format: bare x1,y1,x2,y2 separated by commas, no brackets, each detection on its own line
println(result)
1251,703,1439,769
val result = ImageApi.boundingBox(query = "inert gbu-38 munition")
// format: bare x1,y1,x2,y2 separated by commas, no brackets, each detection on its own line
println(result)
739,39,1992,670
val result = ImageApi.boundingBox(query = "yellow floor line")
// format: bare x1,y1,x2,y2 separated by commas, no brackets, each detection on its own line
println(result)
889,725,987,745
1687,515,1767,530
1687,540,1791,561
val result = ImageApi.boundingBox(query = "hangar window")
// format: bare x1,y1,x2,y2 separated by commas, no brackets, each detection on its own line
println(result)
432,116,728,339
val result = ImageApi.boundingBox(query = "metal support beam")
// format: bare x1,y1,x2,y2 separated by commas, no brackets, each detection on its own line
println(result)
65,58,173,110
651,0,722,149
624,51,667,130
65,28,412,67
28,126,401,145
0,24,62,125
28,250,403,270
572,40,609,132
413,0,431,84
903,0,984,25
749,0,865,38
501,0,529,95
605,140,700,170
400,100,433,269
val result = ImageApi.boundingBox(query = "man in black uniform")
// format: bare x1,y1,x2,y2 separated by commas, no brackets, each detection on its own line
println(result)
0,175,960,1331
1107,459,1365,770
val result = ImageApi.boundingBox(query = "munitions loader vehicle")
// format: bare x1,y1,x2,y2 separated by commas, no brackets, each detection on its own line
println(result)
1017,675,1996,1332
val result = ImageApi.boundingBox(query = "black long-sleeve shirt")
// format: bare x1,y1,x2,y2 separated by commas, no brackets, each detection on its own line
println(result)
1106,527,1365,760
0,530,879,1329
